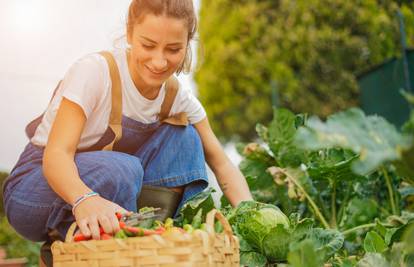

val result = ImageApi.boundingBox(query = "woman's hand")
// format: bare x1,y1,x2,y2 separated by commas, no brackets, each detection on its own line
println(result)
73,196,128,240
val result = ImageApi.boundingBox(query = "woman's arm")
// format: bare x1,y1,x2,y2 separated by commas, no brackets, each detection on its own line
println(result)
43,98,91,205
194,117,253,207
43,98,125,239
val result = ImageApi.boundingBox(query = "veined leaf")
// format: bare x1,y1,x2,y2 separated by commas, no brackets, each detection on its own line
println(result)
364,231,387,253
176,187,215,225
240,251,268,267
356,253,390,267
262,224,291,262
268,108,306,167
307,149,362,182
295,108,413,175
340,198,378,230
240,157,275,190
287,239,325,267
305,228,344,259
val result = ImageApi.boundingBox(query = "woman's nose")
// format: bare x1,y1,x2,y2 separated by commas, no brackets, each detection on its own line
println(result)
151,54,167,71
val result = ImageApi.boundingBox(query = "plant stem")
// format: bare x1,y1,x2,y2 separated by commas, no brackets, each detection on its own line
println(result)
341,223,376,236
283,169,331,229
382,167,397,215
331,181,337,228
337,183,352,225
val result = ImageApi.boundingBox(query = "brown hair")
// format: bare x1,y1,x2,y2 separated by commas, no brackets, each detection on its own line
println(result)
127,0,197,74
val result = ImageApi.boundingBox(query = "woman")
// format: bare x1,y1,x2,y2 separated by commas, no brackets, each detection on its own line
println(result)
2,0,252,242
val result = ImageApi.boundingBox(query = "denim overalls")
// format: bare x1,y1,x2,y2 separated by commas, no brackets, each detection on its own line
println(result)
2,52,209,242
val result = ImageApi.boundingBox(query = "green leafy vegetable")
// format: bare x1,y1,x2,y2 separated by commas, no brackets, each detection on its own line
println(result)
287,239,325,267
364,231,387,253
295,108,412,175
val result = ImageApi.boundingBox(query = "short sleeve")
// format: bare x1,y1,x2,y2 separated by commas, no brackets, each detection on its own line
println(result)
60,54,108,119
172,84,207,124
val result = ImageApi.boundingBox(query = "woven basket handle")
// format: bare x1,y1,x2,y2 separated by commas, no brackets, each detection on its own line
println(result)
65,222,79,243
206,209,234,239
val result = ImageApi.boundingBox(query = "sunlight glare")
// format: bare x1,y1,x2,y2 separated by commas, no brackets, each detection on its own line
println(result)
9,1,48,34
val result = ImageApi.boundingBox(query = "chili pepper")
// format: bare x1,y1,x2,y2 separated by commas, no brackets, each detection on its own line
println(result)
154,226,166,235
123,225,166,236
123,226,144,237
74,227,105,242
119,221,126,229
73,234,91,242
100,233,113,240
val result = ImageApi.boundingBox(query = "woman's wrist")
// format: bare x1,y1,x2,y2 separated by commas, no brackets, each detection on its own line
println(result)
71,191,100,215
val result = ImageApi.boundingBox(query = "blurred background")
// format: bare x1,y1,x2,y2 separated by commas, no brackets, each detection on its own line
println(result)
0,0,413,265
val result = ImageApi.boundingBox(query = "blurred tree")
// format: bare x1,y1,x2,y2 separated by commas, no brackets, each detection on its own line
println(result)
195,0,414,141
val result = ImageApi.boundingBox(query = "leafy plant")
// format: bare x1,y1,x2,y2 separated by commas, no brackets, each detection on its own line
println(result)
0,216,41,267
0,171,9,215
175,187,216,226
230,106,414,265
227,200,343,265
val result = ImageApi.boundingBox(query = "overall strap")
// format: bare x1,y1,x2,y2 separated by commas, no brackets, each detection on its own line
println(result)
159,76,189,126
99,51,123,151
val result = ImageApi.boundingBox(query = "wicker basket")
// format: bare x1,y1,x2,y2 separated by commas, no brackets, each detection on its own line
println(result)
51,209,240,267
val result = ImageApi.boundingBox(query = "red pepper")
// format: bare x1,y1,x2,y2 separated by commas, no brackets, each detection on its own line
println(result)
122,226,165,236
73,212,126,242
119,221,126,229
74,227,105,242
154,226,166,235
100,233,113,240
123,226,145,236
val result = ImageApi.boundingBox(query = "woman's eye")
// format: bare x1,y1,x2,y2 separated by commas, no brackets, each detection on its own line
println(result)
168,48,182,53
142,44,154,49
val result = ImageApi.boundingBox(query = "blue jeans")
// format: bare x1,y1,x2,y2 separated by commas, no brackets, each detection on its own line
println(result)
2,116,208,242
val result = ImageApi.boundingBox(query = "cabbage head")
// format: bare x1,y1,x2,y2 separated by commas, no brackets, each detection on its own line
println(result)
228,201,344,265
228,201,291,261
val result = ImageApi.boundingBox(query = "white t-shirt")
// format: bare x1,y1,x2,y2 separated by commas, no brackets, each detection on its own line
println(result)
31,49,207,150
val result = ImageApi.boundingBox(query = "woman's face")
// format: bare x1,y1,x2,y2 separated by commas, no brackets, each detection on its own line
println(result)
127,14,188,89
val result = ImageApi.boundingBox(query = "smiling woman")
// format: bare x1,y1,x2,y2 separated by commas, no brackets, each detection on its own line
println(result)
2,0,252,249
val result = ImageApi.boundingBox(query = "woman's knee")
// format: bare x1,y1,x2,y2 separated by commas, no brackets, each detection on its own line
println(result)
75,151,144,192
164,124,203,149
5,200,49,241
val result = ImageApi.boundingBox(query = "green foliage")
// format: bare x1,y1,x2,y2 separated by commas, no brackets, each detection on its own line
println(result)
364,231,387,253
175,187,215,226
233,107,414,265
0,171,9,215
340,219,414,266
196,0,414,141
0,172,40,266
227,200,343,265
287,239,325,267
295,108,413,175
236,108,402,234
0,216,40,267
